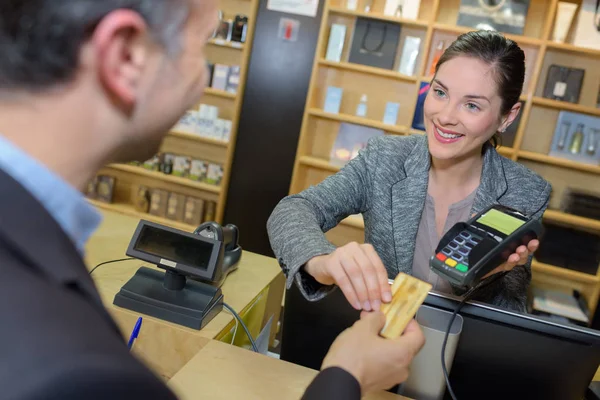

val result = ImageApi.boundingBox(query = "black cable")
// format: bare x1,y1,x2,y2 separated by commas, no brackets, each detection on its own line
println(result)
223,301,259,353
89,257,136,275
441,271,509,400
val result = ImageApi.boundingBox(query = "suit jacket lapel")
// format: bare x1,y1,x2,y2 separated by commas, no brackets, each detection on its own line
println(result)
0,169,122,337
391,137,430,275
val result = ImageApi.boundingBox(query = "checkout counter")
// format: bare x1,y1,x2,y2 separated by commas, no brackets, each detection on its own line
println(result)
86,210,285,380
87,209,600,399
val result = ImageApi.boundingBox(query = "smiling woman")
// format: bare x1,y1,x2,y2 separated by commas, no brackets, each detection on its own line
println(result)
267,30,552,313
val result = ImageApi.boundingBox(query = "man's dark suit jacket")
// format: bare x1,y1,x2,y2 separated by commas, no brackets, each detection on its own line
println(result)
0,169,360,400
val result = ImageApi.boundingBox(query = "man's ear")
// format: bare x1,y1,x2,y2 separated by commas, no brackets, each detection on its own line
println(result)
499,102,521,133
91,10,149,110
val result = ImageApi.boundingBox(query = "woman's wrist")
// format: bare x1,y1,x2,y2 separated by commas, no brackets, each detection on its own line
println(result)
305,255,335,285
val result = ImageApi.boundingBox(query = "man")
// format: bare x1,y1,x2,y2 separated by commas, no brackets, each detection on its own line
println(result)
0,1,424,399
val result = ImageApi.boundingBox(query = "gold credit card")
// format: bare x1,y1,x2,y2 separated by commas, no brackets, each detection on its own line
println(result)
380,273,432,339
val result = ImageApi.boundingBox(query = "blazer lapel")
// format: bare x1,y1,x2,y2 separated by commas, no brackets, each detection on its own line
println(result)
391,137,430,275
471,145,509,216
0,169,122,337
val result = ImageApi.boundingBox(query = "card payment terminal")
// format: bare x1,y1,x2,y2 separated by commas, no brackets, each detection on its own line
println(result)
429,204,542,287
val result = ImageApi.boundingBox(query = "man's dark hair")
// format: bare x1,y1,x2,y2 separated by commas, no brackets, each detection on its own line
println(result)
0,0,189,91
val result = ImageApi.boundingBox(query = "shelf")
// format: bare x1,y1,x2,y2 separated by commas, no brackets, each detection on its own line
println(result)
531,97,600,117
169,130,229,147
495,146,514,157
318,59,418,82
307,108,408,134
518,150,600,175
298,155,341,172
204,87,237,99
432,23,543,46
545,41,600,57
328,6,428,27
531,260,599,285
543,209,600,233
208,38,245,50
106,164,222,194
88,199,196,232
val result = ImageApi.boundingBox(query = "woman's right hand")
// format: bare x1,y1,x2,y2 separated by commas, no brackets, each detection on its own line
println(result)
304,242,392,311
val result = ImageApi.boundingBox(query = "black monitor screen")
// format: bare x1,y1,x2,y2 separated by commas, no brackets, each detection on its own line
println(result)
134,225,214,270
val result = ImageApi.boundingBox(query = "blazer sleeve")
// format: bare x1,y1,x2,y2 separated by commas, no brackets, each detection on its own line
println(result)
301,367,362,400
267,137,382,301
469,181,552,312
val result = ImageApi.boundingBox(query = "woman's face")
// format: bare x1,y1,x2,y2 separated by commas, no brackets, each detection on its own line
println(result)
423,56,514,161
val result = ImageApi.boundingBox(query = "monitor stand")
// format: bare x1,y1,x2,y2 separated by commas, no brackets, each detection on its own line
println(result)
113,266,223,330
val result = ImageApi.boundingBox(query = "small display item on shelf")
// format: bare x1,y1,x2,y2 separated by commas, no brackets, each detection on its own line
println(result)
142,154,161,171
355,94,368,117
330,123,384,167
95,175,116,204
572,0,600,50
173,110,199,135
428,40,444,76
189,160,209,182
160,153,175,175
411,81,429,131
205,163,224,185
324,86,343,114
383,102,400,125
456,0,531,35
184,197,205,226
215,19,233,41
398,36,421,76
203,201,217,222
225,65,241,94
542,65,585,104
86,177,98,199
552,2,578,43
166,192,186,222
172,156,191,177
133,185,151,213
325,24,347,63
550,111,600,165
211,64,230,91
149,189,169,217
348,18,401,70
384,0,421,19
231,15,248,43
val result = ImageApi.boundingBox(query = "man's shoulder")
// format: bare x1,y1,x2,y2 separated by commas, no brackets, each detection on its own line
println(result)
0,244,169,398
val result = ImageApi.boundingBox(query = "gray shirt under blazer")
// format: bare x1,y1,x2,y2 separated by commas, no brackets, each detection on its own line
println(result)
267,134,551,311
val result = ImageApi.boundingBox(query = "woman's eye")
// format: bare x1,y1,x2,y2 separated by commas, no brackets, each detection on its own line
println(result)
466,103,480,111
434,89,446,98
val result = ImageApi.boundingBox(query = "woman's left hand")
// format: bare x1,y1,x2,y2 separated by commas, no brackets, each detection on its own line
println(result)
482,239,539,279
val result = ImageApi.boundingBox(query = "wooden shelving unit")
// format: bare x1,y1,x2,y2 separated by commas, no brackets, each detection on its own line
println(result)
308,108,409,134
289,0,600,315
108,164,222,194
89,199,196,232
90,0,260,228
168,130,230,148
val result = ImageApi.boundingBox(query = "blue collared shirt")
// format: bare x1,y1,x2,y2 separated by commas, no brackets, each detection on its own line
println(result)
0,135,102,254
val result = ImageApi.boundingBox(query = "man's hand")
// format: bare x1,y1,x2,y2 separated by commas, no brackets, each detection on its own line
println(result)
482,239,539,279
321,311,425,395
305,243,392,311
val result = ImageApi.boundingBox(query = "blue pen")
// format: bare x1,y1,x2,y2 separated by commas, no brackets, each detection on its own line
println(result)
128,317,143,350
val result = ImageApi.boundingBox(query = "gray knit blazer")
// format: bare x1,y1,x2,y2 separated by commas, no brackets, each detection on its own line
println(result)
267,134,551,311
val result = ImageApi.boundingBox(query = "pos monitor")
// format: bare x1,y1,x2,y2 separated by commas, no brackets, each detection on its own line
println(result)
279,282,600,400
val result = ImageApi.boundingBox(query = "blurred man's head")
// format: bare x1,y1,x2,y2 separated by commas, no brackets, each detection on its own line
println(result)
0,0,218,185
